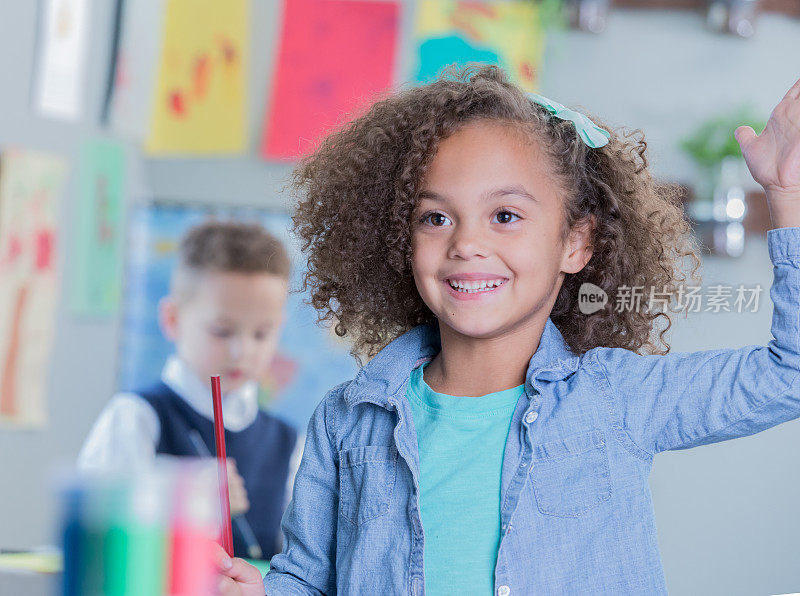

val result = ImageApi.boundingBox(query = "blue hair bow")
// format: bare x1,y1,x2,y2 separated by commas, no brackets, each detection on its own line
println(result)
528,93,610,149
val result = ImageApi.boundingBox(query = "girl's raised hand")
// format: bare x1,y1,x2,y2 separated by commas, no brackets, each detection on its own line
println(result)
212,541,266,596
735,76,800,196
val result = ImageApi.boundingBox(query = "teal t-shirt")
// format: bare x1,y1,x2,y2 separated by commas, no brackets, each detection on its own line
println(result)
406,362,524,596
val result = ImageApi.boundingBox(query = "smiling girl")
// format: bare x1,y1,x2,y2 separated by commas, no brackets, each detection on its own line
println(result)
215,64,800,595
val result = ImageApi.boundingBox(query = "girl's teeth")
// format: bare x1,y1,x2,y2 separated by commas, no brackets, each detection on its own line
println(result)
448,279,505,293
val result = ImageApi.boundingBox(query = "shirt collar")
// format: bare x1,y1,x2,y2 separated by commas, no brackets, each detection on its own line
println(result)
161,355,259,431
343,317,580,409
522,317,582,389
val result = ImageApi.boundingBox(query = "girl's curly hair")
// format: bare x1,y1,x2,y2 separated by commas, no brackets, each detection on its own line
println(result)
291,63,702,361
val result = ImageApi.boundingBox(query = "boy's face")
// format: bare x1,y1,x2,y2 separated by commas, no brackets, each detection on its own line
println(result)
160,271,289,394
411,120,593,344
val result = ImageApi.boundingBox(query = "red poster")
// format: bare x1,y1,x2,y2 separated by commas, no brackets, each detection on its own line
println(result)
261,0,399,160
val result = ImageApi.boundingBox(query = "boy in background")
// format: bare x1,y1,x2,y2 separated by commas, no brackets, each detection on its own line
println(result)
79,221,303,560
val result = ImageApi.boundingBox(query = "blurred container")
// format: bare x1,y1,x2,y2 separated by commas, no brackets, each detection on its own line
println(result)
566,0,611,33
707,0,761,37
683,177,771,257
56,458,220,596
167,460,220,596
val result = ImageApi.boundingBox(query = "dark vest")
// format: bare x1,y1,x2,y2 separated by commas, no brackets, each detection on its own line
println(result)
139,382,297,559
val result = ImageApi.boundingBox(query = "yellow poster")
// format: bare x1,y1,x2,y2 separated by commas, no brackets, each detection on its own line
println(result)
415,0,545,92
145,0,248,155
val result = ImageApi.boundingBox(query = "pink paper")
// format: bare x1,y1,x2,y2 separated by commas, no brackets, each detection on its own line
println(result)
261,0,399,160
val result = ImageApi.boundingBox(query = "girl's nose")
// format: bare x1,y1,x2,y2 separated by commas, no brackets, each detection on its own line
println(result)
447,223,489,260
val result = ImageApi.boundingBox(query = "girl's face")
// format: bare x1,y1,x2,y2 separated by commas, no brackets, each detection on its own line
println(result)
411,120,593,343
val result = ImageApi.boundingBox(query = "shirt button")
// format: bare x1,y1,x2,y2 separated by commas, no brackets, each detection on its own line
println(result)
412,577,423,596
524,411,538,424
498,586,511,596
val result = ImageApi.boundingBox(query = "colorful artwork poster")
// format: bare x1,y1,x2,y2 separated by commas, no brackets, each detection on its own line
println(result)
0,150,67,428
33,0,91,121
144,0,249,155
414,0,545,92
118,203,359,430
69,139,125,317
261,0,399,160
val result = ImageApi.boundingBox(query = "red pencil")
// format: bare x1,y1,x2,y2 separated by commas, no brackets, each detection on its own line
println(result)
211,374,234,557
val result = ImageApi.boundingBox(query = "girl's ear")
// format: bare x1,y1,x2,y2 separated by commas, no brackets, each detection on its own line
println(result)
560,215,596,275
158,296,180,342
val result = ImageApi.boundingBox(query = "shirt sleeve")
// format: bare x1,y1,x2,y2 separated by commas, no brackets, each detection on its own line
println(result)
264,386,344,595
77,393,161,472
595,226,800,457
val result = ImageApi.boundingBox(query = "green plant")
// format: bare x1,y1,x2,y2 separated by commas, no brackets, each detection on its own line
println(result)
680,107,766,167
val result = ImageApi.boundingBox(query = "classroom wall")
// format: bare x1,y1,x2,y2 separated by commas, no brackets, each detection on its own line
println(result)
0,1,797,594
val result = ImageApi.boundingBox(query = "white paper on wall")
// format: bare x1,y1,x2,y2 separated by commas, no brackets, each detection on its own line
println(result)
32,0,91,121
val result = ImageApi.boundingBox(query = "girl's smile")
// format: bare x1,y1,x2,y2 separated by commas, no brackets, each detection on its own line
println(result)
444,274,509,300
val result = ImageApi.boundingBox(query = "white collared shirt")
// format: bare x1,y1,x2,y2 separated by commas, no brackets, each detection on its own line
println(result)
77,355,304,513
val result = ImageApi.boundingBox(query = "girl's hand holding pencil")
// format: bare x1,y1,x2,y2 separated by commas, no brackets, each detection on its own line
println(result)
213,541,266,596
735,75,800,229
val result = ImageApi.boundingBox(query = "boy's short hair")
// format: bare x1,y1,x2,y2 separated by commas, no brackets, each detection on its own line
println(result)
171,220,291,301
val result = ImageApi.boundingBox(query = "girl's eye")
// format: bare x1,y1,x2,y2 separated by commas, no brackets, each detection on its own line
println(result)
495,210,520,224
422,212,451,227
210,327,233,339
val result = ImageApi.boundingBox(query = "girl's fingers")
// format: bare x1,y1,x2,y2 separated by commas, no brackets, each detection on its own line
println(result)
213,555,265,595
734,125,757,150
226,558,265,584
212,541,234,571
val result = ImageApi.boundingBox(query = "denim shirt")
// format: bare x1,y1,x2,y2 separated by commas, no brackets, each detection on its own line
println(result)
264,227,800,595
